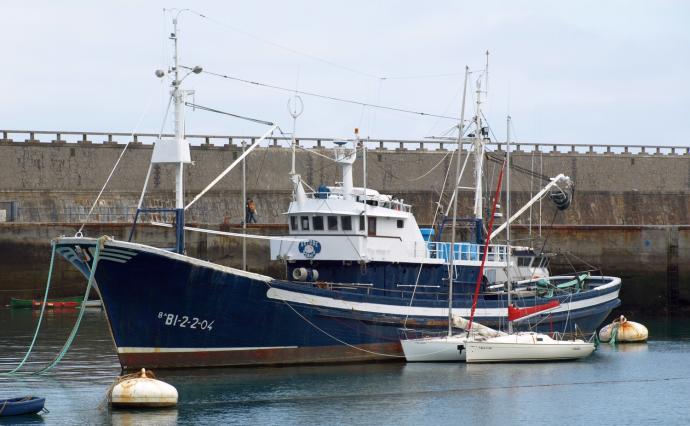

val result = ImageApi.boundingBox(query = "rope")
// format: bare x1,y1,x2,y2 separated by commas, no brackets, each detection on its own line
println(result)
266,283,404,358
1,242,57,375
101,368,157,409
373,151,452,182
404,149,457,327
610,322,619,345
35,237,105,374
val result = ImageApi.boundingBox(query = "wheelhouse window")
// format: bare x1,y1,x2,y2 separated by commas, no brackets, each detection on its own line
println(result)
313,216,324,231
290,216,297,231
300,216,310,230
517,257,531,267
327,215,338,231
397,219,404,228
342,216,352,231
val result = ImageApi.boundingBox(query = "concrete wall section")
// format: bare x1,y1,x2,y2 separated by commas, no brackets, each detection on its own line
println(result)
1,142,689,225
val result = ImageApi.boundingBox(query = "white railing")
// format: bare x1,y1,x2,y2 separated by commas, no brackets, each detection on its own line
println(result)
426,241,509,263
306,191,412,212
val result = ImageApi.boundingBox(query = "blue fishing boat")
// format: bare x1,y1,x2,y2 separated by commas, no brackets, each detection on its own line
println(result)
0,397,46,417
53,14,621,369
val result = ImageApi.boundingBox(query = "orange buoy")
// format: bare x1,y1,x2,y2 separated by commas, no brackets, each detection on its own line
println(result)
599,315,648,343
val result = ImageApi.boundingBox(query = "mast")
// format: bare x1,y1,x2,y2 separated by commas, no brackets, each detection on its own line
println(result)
506,115,513,334
472,79,484,221
359,128,367,235
472,51,489,226
242,140,247,270
172,15,185,254
288,95,303,178
448,66,470,336
149,11,200,254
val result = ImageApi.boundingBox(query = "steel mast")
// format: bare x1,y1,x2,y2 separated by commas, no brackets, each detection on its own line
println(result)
472,51,489,225
171,14,186,254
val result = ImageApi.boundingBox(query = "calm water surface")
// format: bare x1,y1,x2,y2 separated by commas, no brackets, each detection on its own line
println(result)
1,308,689,425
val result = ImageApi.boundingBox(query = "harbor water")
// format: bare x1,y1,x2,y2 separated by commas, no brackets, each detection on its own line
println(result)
1,308,689,425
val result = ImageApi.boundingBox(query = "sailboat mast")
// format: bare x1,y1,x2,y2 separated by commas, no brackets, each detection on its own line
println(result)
472,88,483,220
506,115,513,334
448,66,470,336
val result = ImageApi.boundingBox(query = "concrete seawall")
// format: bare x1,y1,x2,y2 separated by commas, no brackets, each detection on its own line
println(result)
1,223,687,313
0,131,688,312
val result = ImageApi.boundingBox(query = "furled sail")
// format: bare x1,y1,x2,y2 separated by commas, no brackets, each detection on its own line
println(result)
508,299,560,322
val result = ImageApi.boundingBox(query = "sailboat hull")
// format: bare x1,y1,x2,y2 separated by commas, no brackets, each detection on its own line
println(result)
56,238,619,369
400,335,468,362
465,333,596,363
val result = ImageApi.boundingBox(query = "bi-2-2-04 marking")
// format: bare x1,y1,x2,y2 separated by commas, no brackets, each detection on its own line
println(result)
158,312,215,331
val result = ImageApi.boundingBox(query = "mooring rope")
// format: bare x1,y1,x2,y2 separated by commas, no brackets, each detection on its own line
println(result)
1,241,57,375
2,237,106,375
265,283,404,358
100,368,157,409
36,237,105,374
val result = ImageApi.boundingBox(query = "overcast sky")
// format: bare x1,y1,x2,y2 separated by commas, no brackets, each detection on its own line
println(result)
2,1,689,146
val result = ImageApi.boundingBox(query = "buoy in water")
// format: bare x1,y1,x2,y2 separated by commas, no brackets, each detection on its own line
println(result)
110,368,178,408
599,315,648,343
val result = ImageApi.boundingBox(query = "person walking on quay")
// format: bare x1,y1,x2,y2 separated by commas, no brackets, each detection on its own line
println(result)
246,198,258,224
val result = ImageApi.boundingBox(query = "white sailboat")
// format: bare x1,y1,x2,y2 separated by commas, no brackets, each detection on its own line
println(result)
464,116,596,363
401,63,502,362
464,332,595,362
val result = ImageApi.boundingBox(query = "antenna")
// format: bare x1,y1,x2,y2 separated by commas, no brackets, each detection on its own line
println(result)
147,10,203,254
287,94,304,176
485,50,489,98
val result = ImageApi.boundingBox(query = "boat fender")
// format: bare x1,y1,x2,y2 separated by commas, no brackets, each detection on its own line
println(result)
292,267,319,281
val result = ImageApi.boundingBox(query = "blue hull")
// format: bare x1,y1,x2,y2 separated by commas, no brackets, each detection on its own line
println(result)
0,397,45,417
57,238,620,368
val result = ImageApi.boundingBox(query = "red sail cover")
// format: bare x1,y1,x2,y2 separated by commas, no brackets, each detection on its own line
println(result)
508,300,560,321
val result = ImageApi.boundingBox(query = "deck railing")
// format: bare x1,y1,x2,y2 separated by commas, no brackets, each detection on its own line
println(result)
427,241,509,263
1,130,688,156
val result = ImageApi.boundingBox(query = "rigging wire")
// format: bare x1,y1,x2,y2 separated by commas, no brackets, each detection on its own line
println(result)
370,150,452,183
185,102,274,126
485,151,550,182
195,12,469,82
403,149,460,328
76,87,157,235
181,65,458,121
199,14,382,80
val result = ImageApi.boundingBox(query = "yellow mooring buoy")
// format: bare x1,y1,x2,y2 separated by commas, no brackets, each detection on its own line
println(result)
110,368,178,408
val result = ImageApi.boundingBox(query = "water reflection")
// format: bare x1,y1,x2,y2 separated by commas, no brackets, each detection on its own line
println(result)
2,308,690,425
110,408,178,426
